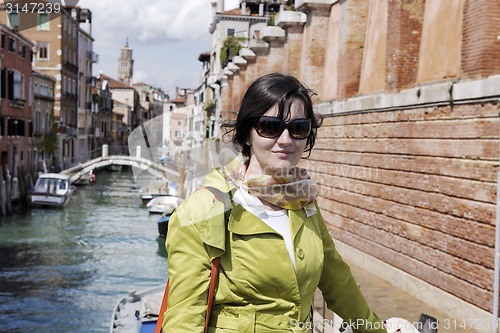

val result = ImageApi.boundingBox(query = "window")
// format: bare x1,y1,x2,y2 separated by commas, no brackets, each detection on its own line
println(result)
8,13,19,29
9,38,16,52
38,42,49,60
0,69,5,99
227,28,235,37
35,111,41,132
45,112,50,133
8,71,14,100
1,34,4,49
13,72,24,100
38,13,50,31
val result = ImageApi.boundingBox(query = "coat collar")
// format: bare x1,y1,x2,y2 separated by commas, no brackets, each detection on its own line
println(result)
228,203,305,239
200,167,307,247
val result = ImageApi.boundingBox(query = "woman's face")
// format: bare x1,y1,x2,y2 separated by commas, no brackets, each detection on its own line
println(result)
246,99,308,178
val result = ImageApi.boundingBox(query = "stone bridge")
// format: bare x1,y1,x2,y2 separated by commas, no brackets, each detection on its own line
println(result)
61,145,179,184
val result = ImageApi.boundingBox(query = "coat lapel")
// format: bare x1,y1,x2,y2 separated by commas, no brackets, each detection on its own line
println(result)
228,205,276,235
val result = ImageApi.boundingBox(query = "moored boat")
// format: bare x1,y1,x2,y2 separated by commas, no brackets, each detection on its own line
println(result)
146,195,181,215
31,173,75,208
139,180,178,204
157,213,171,238
110,284,165,333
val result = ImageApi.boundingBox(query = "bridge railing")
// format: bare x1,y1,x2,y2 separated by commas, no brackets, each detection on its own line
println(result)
59,145,131,170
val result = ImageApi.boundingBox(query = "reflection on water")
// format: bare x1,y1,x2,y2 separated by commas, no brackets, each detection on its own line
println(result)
0,168,168,333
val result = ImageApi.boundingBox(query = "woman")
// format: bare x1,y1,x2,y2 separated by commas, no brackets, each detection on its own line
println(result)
163,73,387,333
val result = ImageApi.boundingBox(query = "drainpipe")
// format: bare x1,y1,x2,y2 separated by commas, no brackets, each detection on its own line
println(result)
494,170,500,333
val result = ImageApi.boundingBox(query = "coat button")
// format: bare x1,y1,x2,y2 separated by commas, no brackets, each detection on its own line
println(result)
297,249,305,260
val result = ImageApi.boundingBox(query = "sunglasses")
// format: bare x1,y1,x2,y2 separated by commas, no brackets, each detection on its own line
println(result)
255,116,312,140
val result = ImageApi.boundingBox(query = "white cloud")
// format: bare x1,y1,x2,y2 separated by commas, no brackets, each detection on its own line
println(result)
80,0,212,44
78,0,213,95
132,69,148,85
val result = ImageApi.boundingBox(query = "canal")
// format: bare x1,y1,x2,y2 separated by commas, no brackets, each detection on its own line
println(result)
0,168,168,333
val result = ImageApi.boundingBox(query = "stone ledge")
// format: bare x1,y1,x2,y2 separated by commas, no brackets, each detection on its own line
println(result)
248,38,269,52
232,56,247,66
239,48,256,60
227,62,239,73
316,75,500,116
261,26,286,41
296,0,336,10
223,67,233,77
275,10,307,27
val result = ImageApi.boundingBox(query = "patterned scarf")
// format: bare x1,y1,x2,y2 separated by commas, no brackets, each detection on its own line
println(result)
219,149,318,211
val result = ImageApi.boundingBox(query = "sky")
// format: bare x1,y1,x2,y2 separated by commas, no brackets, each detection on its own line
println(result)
78,0,239,98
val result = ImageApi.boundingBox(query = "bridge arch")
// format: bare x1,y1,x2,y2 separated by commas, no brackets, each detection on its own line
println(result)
61,145,179,184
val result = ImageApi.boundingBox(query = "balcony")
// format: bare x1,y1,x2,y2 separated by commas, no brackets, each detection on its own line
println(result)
63,61,79,73
87,50,98,63
9,98,26,108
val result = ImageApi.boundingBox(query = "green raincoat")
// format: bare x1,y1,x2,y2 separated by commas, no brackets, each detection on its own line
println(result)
163,168,387,333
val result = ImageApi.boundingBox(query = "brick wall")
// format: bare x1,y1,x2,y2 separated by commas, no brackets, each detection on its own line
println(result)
461,0,500,79
336,0,369,100
386,0,424,91
303,103,499,312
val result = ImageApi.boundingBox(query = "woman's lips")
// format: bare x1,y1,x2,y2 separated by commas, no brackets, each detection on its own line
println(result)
274,150,293,158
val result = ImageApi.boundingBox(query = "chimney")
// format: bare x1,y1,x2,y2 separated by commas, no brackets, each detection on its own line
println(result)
217,0,224,13
241,1,246,15
175,87,179,99
211,1,217,16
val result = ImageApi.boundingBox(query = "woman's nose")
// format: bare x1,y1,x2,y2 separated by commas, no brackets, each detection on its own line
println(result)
277,128,292,145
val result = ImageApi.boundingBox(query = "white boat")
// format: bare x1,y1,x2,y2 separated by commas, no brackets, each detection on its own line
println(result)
31,173,75,208
110,284,165,333
146,196,182,215
139,180,178,204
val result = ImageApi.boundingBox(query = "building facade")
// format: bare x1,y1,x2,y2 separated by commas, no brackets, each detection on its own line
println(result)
32,71,55,172
211,0,500,329
0,24,33,181
133,82,167,120
0,4,94,169
76,11,97,164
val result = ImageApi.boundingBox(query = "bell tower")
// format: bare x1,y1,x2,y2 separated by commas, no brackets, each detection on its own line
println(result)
117,38,134,85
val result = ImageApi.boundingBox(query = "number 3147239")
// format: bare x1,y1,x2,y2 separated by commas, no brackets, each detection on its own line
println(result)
6,2,62,14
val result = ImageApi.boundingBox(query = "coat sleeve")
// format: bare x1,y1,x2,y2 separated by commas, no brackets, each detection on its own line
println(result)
162,192,218,332
316,210,388,333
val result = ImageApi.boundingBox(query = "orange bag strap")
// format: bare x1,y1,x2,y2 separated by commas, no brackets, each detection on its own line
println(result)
154,257,221,333
205,257,221,332
154,280,170,333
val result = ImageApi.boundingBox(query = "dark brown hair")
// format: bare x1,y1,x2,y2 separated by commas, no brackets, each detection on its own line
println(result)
221,72,323,158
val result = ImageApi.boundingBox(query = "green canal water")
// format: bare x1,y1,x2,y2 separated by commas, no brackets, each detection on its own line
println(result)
0,168,168,333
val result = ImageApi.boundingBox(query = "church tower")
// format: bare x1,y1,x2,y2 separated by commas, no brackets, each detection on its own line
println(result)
117,39,134,85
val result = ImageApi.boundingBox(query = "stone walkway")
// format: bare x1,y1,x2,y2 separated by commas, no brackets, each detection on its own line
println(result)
312,262,479,333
